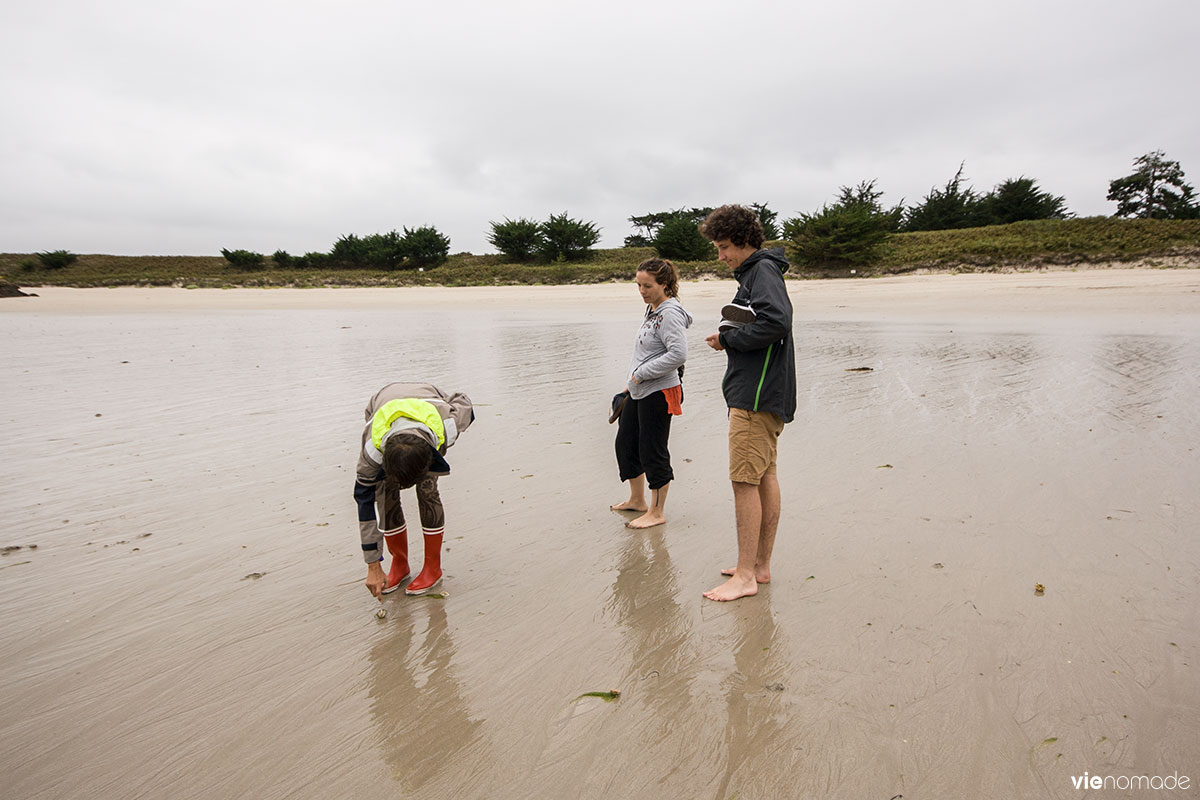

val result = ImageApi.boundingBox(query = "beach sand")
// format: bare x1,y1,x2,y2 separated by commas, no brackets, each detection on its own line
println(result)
1,269,1197,799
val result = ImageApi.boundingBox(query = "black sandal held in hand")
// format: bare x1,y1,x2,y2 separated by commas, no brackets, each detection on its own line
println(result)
609,390,629,424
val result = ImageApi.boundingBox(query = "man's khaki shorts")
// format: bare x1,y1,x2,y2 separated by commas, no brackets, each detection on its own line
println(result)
728,407,785,484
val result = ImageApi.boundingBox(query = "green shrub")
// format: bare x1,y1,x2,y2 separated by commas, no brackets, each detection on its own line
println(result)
330,234,369,268
539,212,600,262
488,218,543,261
627,204,778,243
628,208,712,243
272,250,293,267
400,225,451,268
37,250,78,269
362,230,407,270
296,251,331,269
327,232,410,269
750,203,780,240
653,215,716,261
221,248,265,269
785,181,903,268
985,177,1069,224
19,258,39,272
903,164,990,232
787,205,892,267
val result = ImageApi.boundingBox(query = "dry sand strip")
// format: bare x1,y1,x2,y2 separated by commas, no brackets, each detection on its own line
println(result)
2,266,1198,317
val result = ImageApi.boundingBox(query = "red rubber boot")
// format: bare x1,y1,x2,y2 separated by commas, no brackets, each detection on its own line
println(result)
405,528,444,595
381,526,410,594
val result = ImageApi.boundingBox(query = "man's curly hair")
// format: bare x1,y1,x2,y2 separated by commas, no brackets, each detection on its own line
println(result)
699,205,764,249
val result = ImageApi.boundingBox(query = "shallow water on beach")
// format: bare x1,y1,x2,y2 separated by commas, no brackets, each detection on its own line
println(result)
1,279,1198,799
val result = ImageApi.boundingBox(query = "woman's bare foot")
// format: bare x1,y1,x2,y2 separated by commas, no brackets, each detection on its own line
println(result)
703,574,758,602
720,566,770,584
626,511,665,529
610,499,647,512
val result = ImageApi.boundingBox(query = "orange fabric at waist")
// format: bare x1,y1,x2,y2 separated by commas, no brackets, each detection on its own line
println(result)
663,384,683,415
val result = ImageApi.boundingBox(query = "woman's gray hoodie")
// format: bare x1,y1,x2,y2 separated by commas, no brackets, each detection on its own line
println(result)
628,297,693,399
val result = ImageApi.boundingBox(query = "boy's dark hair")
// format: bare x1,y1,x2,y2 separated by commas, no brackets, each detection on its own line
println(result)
383,432,433,491
699,205,764,249
636,257,679,298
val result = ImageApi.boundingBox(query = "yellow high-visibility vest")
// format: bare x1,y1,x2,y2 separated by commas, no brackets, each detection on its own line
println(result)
370,398,445,451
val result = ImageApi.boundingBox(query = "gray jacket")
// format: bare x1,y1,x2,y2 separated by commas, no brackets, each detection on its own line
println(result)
628,297,692,399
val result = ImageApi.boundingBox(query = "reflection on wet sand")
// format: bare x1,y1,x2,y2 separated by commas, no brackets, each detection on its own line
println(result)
607,530,698,741
712,599,792,800
368,602,485,794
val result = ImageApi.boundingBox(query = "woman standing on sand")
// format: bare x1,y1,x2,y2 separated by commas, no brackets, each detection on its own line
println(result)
611,257,693,528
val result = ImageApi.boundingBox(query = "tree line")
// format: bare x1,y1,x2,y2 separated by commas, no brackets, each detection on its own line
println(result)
506,149,1197,268
16,150,1195,272
220,225,452,271
216,211,605,271
779,150,1197,268
204,148,1200,270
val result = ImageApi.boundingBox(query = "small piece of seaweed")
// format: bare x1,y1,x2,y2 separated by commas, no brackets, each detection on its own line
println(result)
574,689,620,703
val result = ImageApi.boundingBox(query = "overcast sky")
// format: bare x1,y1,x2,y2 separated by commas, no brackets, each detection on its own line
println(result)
2,0,1197,256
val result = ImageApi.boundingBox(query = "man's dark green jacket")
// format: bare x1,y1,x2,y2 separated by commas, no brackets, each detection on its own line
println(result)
716,247,797,423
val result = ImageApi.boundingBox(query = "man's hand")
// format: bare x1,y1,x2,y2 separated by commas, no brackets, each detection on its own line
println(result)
706,333,724,351
366,561,387,598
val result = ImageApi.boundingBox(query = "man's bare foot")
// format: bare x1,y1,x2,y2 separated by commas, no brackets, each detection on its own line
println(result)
703,575,758,602
610,500,647,512
720,566,770,584
626,511,665,529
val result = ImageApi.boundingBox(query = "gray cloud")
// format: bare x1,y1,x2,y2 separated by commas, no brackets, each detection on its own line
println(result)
2,0,1196,255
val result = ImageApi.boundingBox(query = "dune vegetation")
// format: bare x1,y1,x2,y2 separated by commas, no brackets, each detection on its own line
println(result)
3,217,1198,289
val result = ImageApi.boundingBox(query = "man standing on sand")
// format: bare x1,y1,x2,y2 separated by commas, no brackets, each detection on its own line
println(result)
699,205,797,602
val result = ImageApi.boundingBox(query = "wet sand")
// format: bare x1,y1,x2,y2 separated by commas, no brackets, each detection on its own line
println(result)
1,270,1198,799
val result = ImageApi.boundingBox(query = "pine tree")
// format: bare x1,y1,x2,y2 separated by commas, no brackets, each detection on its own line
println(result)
902,163,989,231
985,177,1069,224
1107,150,1199,219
